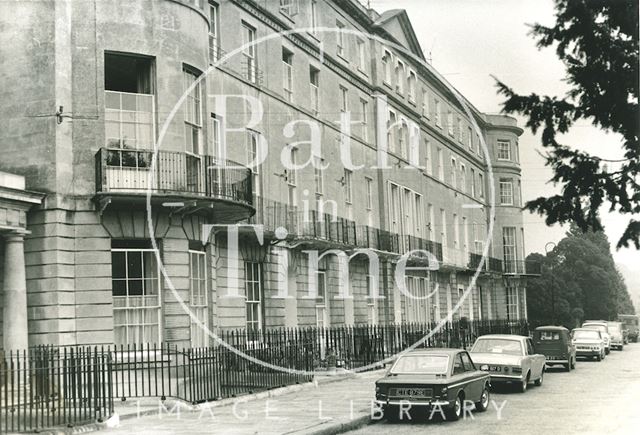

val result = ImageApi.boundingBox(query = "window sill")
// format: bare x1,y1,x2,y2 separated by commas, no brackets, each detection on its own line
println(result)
357,67,369,77
279,11,296,24
337,52,349,63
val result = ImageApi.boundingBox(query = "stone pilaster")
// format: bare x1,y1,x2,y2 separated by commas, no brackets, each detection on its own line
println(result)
3,232,29,351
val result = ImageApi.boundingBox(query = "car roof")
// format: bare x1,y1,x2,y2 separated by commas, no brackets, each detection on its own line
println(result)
572,328,600,332
401,348,463,357
535,325,568,331
583,320,607,324
475,334,527,340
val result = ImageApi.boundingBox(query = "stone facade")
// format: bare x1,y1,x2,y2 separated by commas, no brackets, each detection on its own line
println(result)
0,0,533,350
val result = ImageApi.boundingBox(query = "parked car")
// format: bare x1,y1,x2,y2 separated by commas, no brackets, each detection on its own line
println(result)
469,335,545,393
618,314,639,343
571,328,606,361
607,321,624,350
532,326,576,371
582,321,610,354
374,349,491,421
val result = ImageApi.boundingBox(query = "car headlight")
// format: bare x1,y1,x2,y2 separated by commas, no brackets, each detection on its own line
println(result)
480,364,489,371
441,387,447,394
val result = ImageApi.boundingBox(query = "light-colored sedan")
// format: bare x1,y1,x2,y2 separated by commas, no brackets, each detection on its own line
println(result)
470,334,546,393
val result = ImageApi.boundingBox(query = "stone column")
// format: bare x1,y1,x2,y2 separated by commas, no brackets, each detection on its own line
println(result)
2,232,29,352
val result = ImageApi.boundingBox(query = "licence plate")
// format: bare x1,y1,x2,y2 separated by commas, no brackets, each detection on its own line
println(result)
392,388,431,398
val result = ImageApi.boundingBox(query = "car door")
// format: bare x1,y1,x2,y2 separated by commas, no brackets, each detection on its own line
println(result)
526,338,544,377
460,351,483,400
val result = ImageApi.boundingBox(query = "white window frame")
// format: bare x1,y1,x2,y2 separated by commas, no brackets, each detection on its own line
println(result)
183,68,202,155
314,156,324,195
470,168,476,198
112,247,161,346
357,38,366,71
425,139,432,176
365,176,373,210
208,2,220,64
282,47,294,101
280,0,299,17
247,131,262,197
189,248,208,348
437,147,444,181
395,60,405,94
309,66,320,114
245,261,264,332
315,270,329,328
434,99,441,127
422,88,429,118
241,23,257,83
382,49,393,85
408,70,417,102
336,20,345,57
340,85,349,113
360,97,368,141
450,157,457,189
497,140,511,161
310,0,318,33
344,169,353,204
506,286,520,321
500,179,514,205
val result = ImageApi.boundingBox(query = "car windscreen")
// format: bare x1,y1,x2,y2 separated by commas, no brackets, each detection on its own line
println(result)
608,325,621,333
537,331,561,341
390,355,450,375
583,324,607,333
471,339,523,356
572,330,600,340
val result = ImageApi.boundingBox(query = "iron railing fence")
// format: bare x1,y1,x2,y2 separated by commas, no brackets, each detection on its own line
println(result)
1,320,529,431
95,148,253,206
0,346,113,433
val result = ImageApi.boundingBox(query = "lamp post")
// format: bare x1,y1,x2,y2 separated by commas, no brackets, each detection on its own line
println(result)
545,242,557,325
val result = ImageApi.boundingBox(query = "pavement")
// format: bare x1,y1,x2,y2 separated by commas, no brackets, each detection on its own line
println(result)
101,369,383,435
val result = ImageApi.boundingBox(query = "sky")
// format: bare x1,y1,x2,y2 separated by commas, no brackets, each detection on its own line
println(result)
368,0,639,277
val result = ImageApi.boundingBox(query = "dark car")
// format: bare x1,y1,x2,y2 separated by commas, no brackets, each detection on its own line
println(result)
375,349,490,421
533,326,576,371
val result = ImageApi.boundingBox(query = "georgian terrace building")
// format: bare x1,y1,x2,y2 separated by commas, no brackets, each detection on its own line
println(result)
0,0,538,351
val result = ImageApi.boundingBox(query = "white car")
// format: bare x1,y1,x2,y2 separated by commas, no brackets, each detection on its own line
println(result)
582,322,610,355
470,335,546,393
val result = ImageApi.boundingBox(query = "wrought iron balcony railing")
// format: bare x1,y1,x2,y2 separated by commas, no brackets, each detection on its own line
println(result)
468,253,504,273
503,259,542,276
95,148,253,206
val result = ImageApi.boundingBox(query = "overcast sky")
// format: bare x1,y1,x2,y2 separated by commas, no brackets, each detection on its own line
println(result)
369,0,639,272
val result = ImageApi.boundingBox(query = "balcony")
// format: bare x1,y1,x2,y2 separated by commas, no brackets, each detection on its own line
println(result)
95,148,254,221
296,210,358,247
503,259,542,276
468,253,504,274
249,196,298,234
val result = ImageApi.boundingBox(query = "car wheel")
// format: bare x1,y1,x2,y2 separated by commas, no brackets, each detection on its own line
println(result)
445,394,463,421
564,362,571,372
474,386,490,412
595,353,602,361
518,373,529,393
571,357,576,370
605,348,610,355
534,370,544,386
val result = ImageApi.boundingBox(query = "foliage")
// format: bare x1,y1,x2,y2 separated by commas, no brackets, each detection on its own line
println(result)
495,0,639,249
526,226,635,328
